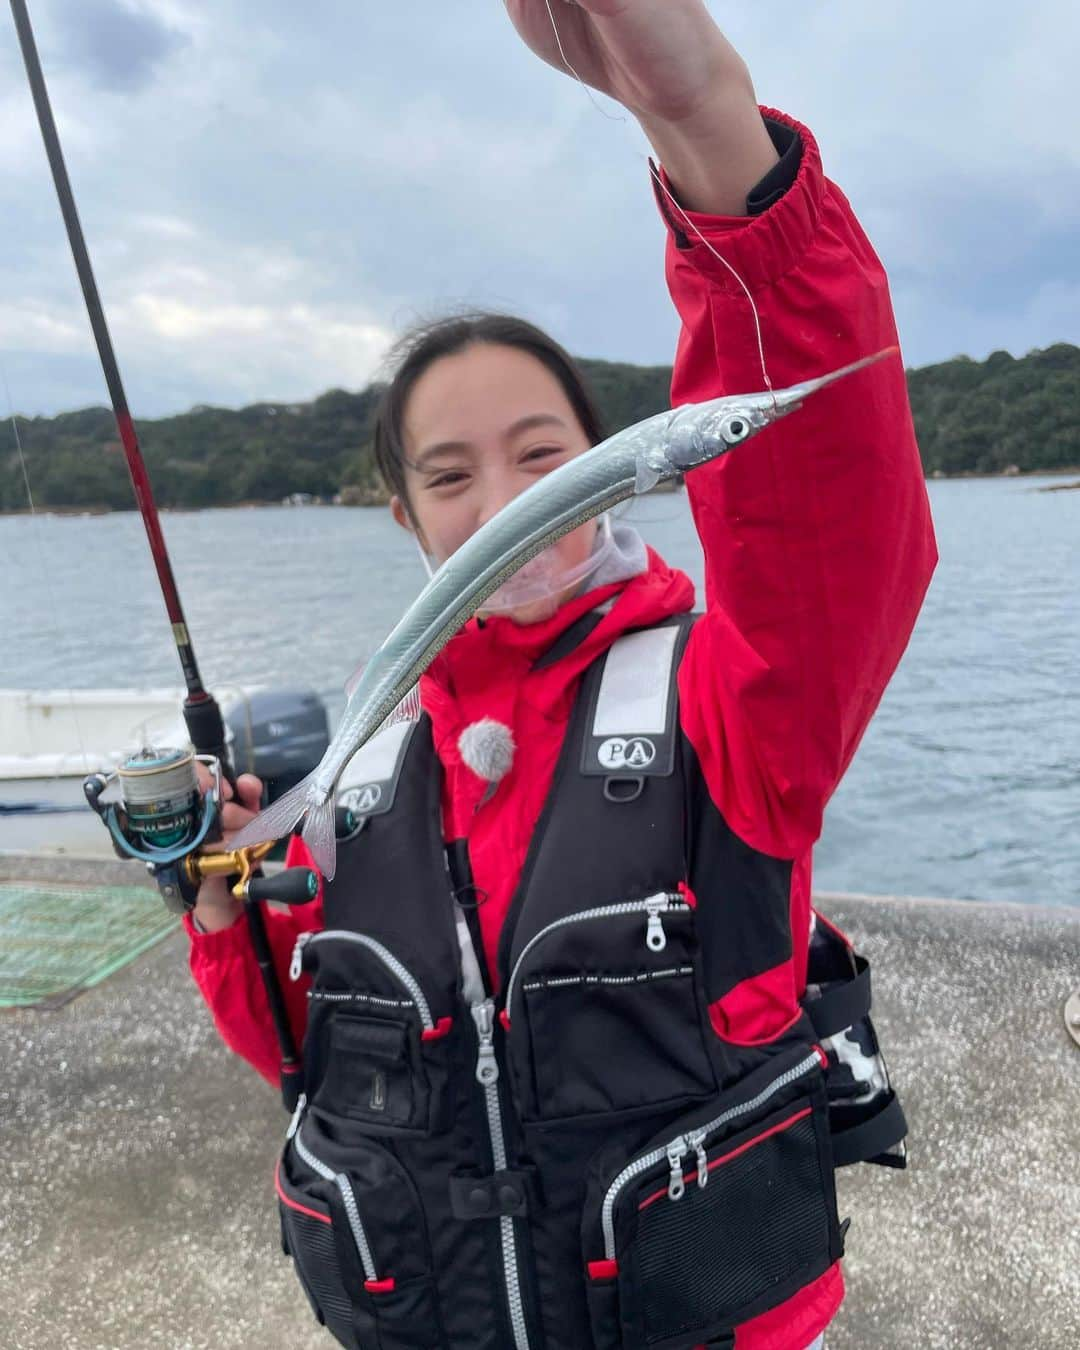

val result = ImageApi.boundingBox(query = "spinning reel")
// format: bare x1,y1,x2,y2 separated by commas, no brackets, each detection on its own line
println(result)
84,746,319,915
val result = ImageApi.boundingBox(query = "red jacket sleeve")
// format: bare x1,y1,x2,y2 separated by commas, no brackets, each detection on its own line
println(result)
670,108,937,857
184,836,323,1086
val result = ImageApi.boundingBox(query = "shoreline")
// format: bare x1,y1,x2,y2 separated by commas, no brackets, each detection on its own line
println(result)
4,466,1079,518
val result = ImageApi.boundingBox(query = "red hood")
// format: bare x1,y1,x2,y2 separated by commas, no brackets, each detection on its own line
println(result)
420,547,694,763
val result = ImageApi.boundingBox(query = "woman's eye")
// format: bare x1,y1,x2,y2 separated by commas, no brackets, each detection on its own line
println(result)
426,470,469,490
522,445,565,465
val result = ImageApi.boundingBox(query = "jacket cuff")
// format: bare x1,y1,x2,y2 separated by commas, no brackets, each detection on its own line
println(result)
652,106,826,293
747,117,802,215
182,908,248,951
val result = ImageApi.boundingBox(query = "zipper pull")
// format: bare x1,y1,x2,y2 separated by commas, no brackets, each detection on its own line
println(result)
689,1128,709,1190
289,931,313,982
666,1136,687,1201
472,999,500,1087
645,895,668,952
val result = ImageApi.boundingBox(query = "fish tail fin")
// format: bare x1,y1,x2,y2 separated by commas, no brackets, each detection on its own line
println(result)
301,792,338,881
231,771,317,853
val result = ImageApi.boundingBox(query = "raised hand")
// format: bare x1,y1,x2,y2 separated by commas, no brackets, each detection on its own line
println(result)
502,0,741,125
501,0,777,215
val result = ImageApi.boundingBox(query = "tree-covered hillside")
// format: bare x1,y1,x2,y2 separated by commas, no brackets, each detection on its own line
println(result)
905,344,1080,475
3,344,1076,512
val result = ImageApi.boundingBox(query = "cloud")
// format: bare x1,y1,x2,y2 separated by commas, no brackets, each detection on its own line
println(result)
1,0,1078,416
51,0,189,93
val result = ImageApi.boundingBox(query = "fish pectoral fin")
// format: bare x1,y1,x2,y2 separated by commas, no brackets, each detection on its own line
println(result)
231,772,314,852
634,458,662,495
301,794,338,881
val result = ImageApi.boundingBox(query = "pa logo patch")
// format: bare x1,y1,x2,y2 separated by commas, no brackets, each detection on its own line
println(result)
597,736,656,771
340,782,383,815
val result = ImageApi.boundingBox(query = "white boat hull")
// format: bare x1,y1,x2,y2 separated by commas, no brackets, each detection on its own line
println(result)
0,687,261,781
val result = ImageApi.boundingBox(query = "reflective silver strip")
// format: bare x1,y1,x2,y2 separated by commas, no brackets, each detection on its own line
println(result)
600,1050,822,1259
309,991,414,1009
300,930,433,1029
293,1121,378,1283
592,626,679,736
504,894,685,1015
522,965,693,991
337,717,414,789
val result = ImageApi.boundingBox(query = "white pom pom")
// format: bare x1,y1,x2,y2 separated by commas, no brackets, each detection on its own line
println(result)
458,719,515,784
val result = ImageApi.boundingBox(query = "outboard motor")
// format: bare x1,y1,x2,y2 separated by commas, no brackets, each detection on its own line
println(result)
226,688,330,803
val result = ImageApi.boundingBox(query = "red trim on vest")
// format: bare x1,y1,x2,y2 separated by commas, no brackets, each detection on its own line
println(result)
708,959,802,1045
499,1009,511,1032
587,1258,619,1282
274,1161,330,1226
734,1262,844,1349
421,1016,454,1042
677,879,698,908
814,1044,828,1069
812,907,853,950
637,1107,813,1212
364,1277,396,1294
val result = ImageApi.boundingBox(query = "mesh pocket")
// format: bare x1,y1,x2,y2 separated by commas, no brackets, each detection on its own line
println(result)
636,1111,829,1340
589,1081,842,1350
280,1202,359,1347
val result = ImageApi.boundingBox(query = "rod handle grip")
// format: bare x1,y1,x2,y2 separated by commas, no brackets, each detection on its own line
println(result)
247,868,319,906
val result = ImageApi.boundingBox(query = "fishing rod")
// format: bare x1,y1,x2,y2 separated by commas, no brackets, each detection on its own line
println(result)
9,0,315,1107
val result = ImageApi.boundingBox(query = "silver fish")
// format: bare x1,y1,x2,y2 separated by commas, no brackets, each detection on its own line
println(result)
232,348,894,877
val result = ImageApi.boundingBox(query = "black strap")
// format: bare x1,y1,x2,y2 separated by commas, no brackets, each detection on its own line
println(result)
449,1170,535,1220
831,1090,908,1169
532,610,606,671
804,955,872,1039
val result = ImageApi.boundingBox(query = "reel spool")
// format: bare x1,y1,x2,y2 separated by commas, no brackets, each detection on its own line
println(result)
84,746,220,866
84,746,320,917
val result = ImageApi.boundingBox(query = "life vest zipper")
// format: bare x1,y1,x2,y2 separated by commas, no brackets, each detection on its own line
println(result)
503,892,688,1017
290,1110,378,1284
600,1049,822,1260
289,929,434,1031
455,909,531,1350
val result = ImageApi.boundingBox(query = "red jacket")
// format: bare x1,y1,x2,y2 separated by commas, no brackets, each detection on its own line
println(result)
186,109,936,1350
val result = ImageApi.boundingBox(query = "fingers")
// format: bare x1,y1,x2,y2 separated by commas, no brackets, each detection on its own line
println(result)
235,773,263,813
219,773,263,837
220,797,257,834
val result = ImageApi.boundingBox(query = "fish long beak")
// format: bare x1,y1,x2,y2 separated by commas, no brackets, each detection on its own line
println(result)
751,345,899,424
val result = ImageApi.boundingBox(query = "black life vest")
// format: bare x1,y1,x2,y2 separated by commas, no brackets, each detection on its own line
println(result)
275,616,905,1350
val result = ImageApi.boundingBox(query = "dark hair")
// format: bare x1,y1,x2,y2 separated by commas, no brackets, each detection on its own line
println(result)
372,312,606,518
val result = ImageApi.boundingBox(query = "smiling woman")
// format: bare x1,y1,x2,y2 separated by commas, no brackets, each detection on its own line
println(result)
179,3,936,1350
375,313,617,623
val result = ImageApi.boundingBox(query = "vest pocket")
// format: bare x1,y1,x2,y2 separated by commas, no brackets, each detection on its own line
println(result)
277,1112,447,1349
295,929,453,1137
581,1045,841,1349
318,1013,429,1131
505,894,716,1124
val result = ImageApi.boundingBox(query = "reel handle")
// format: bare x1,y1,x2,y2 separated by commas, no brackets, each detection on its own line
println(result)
245,868,319,907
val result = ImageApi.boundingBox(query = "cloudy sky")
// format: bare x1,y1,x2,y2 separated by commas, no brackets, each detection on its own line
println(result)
2,0,1078,417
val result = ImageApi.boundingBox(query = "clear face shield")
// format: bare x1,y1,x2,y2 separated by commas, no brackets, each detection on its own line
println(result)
414,512,617,616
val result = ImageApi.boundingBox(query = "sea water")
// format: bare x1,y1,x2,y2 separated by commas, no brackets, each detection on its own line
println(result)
0,476,1075,907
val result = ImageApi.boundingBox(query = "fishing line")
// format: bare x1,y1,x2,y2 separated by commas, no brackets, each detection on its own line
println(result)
542,0,626,123
1,359,91,774
543,0,775,396
646,162,774,397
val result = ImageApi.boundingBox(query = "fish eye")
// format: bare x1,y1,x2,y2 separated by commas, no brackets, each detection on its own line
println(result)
720,414,750,443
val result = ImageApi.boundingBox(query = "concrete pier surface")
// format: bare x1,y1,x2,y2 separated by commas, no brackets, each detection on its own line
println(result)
1,857,1077,1350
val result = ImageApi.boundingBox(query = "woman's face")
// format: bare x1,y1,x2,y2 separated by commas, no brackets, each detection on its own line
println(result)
391,342,599,624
